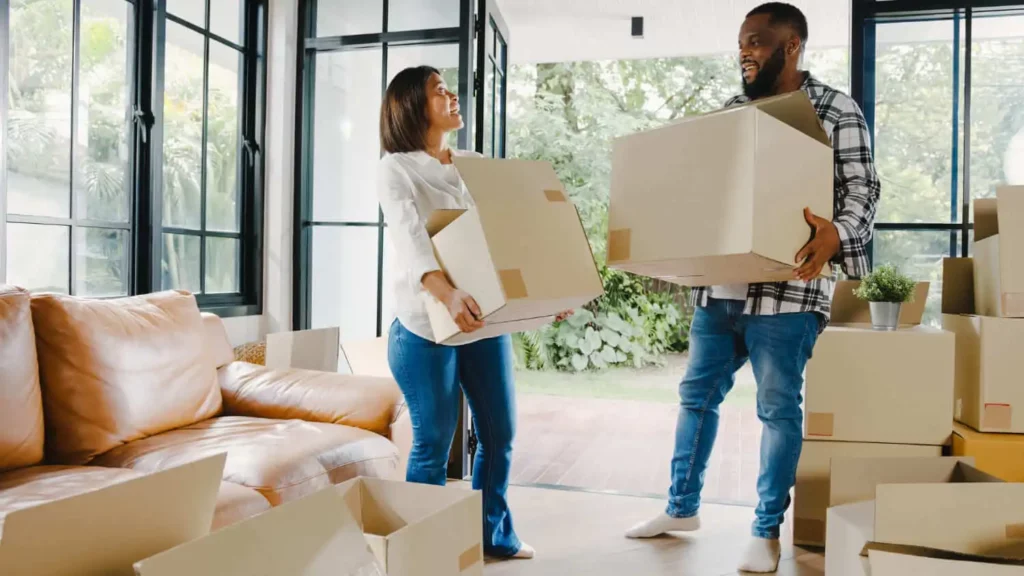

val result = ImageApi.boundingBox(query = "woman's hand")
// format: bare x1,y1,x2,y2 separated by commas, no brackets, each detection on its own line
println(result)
555,310,574,323
445,289,485,333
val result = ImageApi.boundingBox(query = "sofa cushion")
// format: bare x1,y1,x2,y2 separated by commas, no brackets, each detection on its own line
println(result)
0,465,270,536
91,416,400,505
31,291,222,465
0,286,44,471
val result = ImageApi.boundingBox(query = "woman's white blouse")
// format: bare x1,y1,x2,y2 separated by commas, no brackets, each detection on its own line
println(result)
377,149,485,344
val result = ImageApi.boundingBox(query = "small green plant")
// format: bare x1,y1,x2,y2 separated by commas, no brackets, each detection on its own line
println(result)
853,264,916,303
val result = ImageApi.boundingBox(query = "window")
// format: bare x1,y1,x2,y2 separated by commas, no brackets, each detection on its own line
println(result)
2,0,265,316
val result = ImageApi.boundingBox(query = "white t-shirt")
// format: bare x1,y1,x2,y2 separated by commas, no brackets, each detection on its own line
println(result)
710,283,749,301
377,149,485,345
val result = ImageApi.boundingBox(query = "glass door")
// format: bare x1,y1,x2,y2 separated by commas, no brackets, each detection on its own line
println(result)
476,0,509,158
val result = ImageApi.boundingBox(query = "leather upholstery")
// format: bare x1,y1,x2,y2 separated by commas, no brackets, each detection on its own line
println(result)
201,312,236,369
91,416,400,505
0,287,45,471
219,362,404,437
31,291,222,464
208,479,272,530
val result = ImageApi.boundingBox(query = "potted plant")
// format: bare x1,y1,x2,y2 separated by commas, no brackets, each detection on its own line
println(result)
853,264,917,331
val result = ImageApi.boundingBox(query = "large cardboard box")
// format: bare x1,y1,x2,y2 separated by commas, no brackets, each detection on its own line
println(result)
973,187,1024,318
825,456,1024,575
422,157,603,345
266,328,392,377
943,258,1024,433
135,480,383,576
792,439,941,547
804,281,954,445
0,454,226,576
338,477,483,576
867,544,1024,575
606,90,833,286
953,421,1024,481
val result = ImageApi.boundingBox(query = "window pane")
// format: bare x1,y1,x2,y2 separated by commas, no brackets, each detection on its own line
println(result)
7,0,74,219
162,233,201,292
872,230,957,327
386,44,460,150
387,0,459,32
206,42,242,232
874,19,962,224
7,223,70,293
162,22,205,230
167,0,205,28
312,50,382,223
76,0,131,223
205,237,239,294
483,62,494,156
311,226,379,339
969,13,1024,216
315,0,382,37
76,227,128,297
495,67,505,157
210,0,242,45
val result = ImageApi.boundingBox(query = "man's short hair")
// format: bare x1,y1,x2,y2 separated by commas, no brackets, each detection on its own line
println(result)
747,2,809,44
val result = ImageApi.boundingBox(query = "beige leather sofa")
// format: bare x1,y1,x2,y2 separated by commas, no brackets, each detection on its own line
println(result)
0,286,411,532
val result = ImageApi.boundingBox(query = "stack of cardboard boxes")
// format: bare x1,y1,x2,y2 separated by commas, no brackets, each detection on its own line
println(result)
943,186,1024,482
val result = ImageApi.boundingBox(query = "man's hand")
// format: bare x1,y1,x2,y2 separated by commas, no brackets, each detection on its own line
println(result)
794,207,841,282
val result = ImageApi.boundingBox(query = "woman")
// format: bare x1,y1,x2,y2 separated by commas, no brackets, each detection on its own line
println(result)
378,66,569,560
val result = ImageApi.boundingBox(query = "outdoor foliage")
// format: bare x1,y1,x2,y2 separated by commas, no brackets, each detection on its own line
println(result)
853,264,916,303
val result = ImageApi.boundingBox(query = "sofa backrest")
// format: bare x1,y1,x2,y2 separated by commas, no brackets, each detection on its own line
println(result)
0,286,45,470
31,290,223,464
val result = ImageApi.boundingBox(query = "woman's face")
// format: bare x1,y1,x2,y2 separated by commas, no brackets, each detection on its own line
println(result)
425,73,463,133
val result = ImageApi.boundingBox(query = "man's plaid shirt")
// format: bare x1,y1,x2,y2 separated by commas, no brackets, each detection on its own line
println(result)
689,74,881,320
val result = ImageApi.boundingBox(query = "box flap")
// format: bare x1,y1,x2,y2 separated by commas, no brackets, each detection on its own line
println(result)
266,327,340,372
425,209,467,237
136,479,382,576
867,542,1024,570
746,90,831,147
0,454,226,576
829,456,972,508
339,337,391,378
942,258,976,315
830,281,930,326
976,198,1000,242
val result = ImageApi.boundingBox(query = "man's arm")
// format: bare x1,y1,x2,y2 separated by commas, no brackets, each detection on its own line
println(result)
830,97,881,278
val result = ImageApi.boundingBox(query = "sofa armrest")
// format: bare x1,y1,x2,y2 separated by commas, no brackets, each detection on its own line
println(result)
218,362,403,437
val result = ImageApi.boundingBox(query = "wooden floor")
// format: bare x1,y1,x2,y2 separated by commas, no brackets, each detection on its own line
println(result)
484,485,824,576
513,369,762,504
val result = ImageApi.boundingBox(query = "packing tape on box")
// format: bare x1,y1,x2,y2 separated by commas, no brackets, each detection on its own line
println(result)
984,403,1013,431
806,412,835,437
544,189,567,202
793,517,825,545
499,269,528,299
459,543,483,571
607,229,632,262
1007,524,1024,540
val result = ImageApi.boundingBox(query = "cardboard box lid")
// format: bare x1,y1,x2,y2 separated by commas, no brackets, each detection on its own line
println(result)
0,454,226,576
337,477,479,539
830,501,876,557
339,337,391,378
867,543,1024,575
135,481,383,576
266,327,341,372
829,456,975,508
830,280,930,326
973,187,1024,242
726,89,830,145
943,257,976,315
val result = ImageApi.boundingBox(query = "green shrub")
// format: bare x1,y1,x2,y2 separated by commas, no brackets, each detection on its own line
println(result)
853,264,917,303
512,267,689,372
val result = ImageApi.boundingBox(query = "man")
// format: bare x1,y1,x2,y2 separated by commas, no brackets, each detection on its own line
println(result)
625,3,880,573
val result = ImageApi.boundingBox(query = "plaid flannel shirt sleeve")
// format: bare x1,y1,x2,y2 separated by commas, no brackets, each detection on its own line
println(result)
829,96,880,278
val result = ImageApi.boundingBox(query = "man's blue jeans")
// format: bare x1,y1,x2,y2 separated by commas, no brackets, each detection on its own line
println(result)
387,319,521,557
667,298,821,539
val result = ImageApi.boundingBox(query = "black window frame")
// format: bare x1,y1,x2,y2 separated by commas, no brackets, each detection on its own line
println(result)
1,0,267,318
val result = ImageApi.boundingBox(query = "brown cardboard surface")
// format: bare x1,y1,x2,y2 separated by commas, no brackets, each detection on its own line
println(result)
607,90,833,286
829,281,929,326
339,337,392,378
422,158,602,344
825,501,874,576
867,544,1024,576
953,421,1024,481
973,187,1024,318
943,259,1024,433
804,324,954,445
0,454,225,576
337,477,483,576
266,327,341,372
828,456,973,510
792,440,940,547
135,481,382,576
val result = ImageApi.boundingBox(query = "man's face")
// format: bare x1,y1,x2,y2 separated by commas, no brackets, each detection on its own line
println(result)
738,14,793,99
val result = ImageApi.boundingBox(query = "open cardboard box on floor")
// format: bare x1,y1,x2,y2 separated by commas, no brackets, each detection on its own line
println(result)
792,439,942,548
954,421,1024,481
973,186,1024,318
825,456,1024,576
338,477,483,576
606,90,833,286
942,258,1024,433
421,157,603,345
135,477,383,576
265,328,392,378
804,281,954,445
0,454,225,576
866,543,1024,575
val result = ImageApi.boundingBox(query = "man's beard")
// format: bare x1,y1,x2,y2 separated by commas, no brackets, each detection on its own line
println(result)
742,45,787,100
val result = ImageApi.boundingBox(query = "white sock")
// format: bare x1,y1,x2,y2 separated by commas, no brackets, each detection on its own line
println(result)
625,512,701,538
513,542,535,559
737,537,781,573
